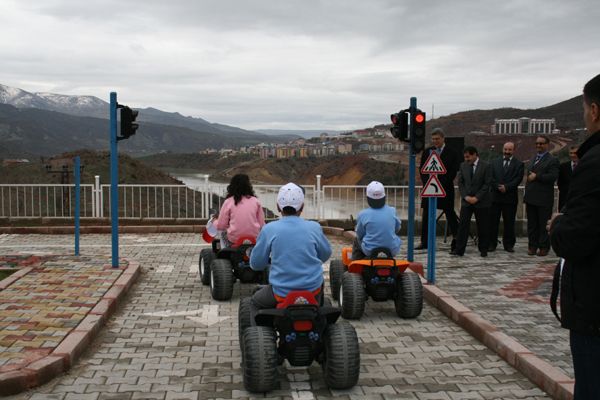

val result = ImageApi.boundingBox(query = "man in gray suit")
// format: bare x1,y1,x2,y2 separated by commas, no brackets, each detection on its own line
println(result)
489,142,524,253
452,146,492,257
523,135,559,256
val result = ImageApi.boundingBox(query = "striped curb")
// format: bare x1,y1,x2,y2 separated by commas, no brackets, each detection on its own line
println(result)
0,260,141,396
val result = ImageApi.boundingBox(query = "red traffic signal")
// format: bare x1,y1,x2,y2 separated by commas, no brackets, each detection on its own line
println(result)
414,113,425,123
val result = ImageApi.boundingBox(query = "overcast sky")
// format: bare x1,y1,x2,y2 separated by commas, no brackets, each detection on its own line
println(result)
2,0,599,130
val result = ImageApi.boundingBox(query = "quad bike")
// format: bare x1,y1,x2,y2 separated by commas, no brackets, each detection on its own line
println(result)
330,246,423,320
199,235,268,300
238,290,360,393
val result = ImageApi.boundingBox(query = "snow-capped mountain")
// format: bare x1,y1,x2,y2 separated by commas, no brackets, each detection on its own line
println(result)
0,84,108,118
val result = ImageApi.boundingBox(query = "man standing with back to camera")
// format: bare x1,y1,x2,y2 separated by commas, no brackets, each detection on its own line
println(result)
417,128,460,251
549,74,600,399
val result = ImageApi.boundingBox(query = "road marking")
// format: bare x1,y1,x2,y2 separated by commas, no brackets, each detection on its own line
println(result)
156,264,174,273
144,305,229,327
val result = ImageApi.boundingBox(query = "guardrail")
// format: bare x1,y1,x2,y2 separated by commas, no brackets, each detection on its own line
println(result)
1,179,559,221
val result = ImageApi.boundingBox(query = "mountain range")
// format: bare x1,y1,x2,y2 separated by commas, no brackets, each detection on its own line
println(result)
0,83,586,159
0,83,299,158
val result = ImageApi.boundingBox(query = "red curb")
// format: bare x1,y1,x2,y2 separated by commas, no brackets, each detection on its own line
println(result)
73,314,105,337
52,330,92,369
458,311,498,342
89,298,116,316
0,267,35,290
0,370,30,396
334,232,574,399
482,330,533,365
23,355,65,388
516,353,575,400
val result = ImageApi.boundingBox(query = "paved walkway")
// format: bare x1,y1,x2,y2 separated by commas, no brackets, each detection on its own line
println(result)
0,232,567,399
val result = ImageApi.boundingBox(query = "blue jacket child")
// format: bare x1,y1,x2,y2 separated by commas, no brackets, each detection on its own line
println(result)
352,181,402,259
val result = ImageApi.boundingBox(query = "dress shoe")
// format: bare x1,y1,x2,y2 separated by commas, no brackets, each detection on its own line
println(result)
480,251,488,257
450,239,457,251
415,244,427,250
537,248,549,257
505,247,515,253
449,250,463,256
527,247,537,256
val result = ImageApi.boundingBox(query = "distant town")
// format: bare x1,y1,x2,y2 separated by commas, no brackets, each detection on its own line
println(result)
201,117,562,159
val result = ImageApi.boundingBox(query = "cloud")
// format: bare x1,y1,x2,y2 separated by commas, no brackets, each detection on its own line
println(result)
2,0,599,130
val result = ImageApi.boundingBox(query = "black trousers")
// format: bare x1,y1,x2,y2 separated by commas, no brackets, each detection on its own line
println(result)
489,202,517,250
525,203,553,250
455,205,490,254
570,330,600,399
420,202,459,246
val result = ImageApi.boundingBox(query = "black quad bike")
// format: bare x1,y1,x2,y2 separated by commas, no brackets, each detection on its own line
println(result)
199,236,268,301
238,290,360,393
330,246,423,320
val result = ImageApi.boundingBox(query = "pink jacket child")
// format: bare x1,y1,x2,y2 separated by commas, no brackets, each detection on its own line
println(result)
213,174,266,246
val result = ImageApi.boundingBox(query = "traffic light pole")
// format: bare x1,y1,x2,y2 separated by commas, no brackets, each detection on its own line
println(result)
406,97,417,262
110,92,119,268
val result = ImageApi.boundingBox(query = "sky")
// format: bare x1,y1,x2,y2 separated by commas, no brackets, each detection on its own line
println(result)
1,0,599,131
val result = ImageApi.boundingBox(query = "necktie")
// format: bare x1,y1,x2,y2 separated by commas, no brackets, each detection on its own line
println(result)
471,164,476,178
534,154,541,164
503,158,510,171
572,162,577,171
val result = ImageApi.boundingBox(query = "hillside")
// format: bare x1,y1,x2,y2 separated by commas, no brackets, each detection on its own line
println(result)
427,96,584,136
0,150,181,185
141,153,405,186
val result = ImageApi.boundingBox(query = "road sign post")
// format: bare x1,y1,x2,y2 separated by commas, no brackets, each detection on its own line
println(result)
420,151,447,284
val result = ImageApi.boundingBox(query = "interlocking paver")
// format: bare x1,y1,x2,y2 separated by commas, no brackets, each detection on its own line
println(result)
0,233,558,399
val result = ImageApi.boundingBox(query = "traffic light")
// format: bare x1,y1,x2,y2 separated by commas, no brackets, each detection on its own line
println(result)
120,106,139,139
390,110,409,141
410,109,426,153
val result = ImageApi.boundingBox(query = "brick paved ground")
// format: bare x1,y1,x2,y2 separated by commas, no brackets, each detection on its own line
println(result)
0,233,560,399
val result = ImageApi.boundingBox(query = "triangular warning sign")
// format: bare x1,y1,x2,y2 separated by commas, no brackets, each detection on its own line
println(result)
421,175,447,197
421,151,447,174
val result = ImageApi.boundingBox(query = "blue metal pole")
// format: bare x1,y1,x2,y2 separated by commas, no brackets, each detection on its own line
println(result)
427,197,437,283
407,97,417,262
74,156,81,256
110,92,119,268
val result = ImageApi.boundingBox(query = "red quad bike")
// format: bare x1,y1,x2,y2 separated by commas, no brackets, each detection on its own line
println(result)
199,236,268,301
330,246,423,320
238,290,360,393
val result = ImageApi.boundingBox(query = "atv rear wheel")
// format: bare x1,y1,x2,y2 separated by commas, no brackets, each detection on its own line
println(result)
199,248,214,285
322,321,360,389
329,259,345,300
238,297,253,350
394,271,423,318
242,326,278,393
339,272,366,319
210,259,234,300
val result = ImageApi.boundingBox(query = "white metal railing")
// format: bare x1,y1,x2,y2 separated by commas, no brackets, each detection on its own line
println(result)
0,178,560,221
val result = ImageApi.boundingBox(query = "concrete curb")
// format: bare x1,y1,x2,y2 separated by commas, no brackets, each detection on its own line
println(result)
335,231,574,400
0,260,141,396
422,279,574,400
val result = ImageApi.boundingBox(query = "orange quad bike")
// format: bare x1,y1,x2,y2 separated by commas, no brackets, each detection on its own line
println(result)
329,246,423,319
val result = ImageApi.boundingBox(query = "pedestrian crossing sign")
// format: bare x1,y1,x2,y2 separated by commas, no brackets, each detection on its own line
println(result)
421,174,447,197
421,151,447,174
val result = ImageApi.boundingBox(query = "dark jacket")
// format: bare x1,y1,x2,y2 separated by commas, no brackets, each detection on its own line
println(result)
419,145,460,209
490,156,524,205
557,161,575,211
523,152,559,208
550,130,600,336
457,159,492,209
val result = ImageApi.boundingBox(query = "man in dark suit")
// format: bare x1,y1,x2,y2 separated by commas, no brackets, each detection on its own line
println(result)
452,146,492,257
523,135,559,256
557,145,579,211
488,142,524,253
417,128,460,250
